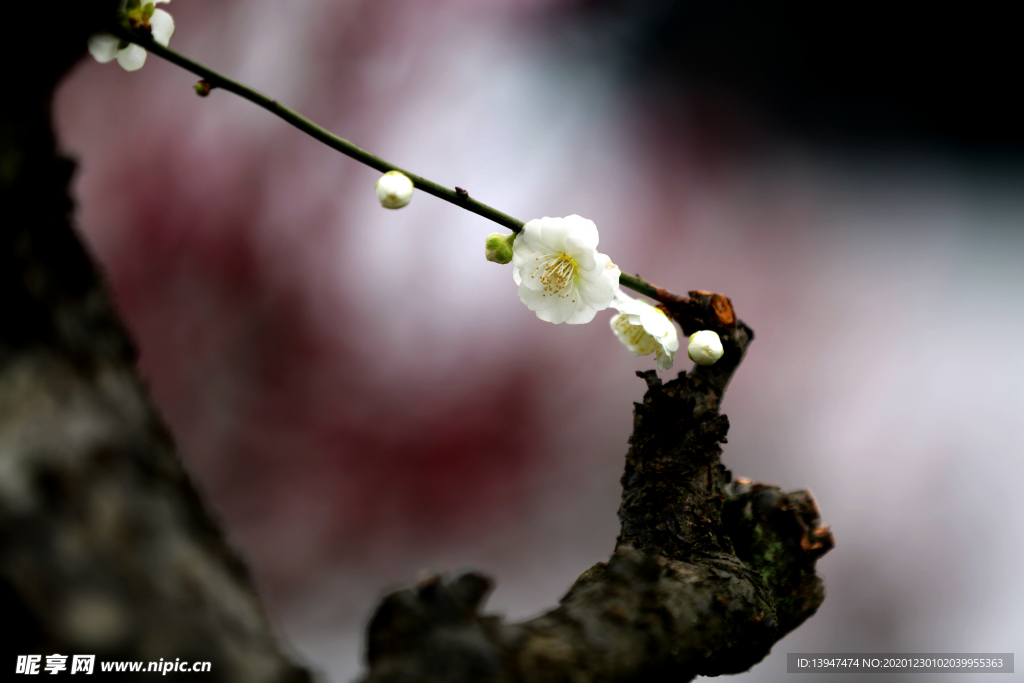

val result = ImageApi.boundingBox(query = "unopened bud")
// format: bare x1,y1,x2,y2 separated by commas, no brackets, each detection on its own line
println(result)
194,80,212,97
484,232,516,264
375,171,414,209
687,330,723,365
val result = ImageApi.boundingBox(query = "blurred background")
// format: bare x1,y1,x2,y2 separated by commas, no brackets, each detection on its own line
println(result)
55,1,1023,681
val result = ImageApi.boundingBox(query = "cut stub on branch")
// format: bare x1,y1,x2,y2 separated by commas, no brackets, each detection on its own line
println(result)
650,286,736,337
361,297,833,683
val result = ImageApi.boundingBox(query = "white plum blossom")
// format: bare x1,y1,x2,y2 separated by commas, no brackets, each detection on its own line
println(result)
512,215,620,324
609,291,679,370
88,0,175,72
687,330,724,366
375,171,414,209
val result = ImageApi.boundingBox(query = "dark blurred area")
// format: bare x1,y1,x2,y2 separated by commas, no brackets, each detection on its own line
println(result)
559,0,1021,150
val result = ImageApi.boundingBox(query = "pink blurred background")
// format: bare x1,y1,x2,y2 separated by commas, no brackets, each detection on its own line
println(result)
56,1,1024,681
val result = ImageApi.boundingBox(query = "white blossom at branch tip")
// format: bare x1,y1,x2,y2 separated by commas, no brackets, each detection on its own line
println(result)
609,291,679,370
87,1,175,72
687,330,724,366
511,215,620,324
375,171,414,209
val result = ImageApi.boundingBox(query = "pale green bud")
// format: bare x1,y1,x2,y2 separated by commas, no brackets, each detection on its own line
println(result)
484,232,516,264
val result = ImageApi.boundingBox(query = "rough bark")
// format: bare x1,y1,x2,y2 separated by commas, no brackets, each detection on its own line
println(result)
1,2,310,681
360,317,834,682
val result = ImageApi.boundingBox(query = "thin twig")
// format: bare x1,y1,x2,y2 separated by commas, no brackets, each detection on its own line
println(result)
111,25,525,233
111,25,675,304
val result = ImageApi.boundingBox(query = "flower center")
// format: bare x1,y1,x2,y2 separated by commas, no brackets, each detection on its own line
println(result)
123,1,156,31
539,253,578,298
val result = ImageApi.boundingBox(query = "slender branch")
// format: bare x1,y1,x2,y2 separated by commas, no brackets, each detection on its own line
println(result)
109,24,525,234
110,26,710,310
617,272,657,299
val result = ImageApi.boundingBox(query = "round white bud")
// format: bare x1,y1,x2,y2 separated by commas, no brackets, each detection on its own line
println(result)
375,171,414,209
687,330,724,366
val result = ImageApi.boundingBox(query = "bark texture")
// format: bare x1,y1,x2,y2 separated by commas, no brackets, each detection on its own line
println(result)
1,2,309,681
360,319,834,682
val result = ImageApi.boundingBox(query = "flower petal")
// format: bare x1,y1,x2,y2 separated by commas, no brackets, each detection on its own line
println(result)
517,282,562,312
519,281,591,324
116,44,148,71
150,8,175,46
524,289,577,324
638,306,673,339
87,33,120,63
510,239,539,270
562,214,599,249
518,219,548,253
538,216,572,251
512,232,539,286
577,261,619,310
610,289,642,313
564,299,599,324
537,306,575,324
577,252,611,284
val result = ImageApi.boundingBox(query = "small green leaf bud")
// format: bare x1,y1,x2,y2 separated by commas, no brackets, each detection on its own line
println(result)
194,80,212,97
484,232,516,264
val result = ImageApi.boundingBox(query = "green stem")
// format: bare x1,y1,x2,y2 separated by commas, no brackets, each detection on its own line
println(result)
618,273,657,299
111,25,661,301
111,25,524,233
